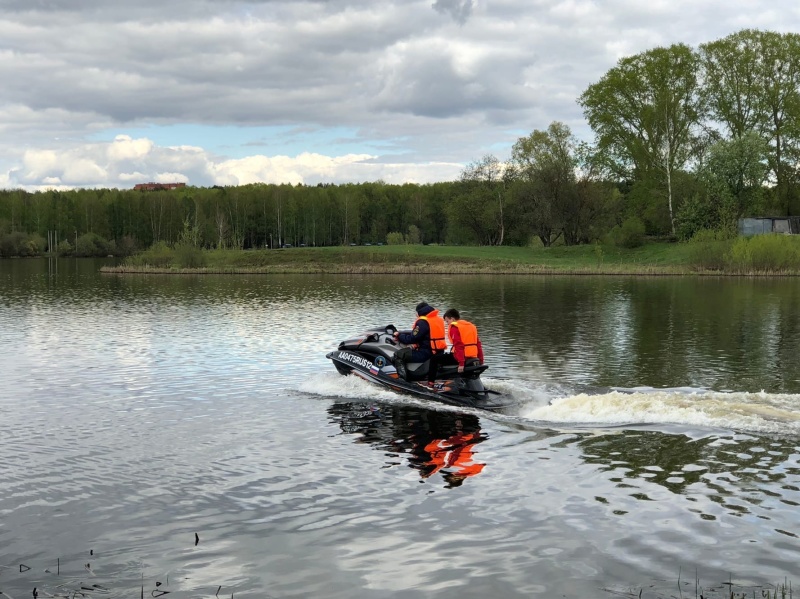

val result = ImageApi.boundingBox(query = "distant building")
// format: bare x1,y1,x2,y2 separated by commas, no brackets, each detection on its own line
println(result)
134,182,186,191
739,217,800,236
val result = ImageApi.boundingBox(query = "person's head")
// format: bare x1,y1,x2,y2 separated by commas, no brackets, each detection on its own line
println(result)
416,302,434,316
443,308,460,324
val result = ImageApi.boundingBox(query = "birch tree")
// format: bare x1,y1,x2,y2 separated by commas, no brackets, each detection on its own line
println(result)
579,44,704,233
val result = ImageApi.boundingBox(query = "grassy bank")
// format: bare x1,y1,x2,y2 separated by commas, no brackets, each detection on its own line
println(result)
100,236,800,275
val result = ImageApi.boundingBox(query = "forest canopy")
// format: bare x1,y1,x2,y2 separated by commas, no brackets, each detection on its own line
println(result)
2,29,799,257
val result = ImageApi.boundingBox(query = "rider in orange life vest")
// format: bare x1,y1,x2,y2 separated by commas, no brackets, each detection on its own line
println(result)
426,308,484,383
392,302,447,378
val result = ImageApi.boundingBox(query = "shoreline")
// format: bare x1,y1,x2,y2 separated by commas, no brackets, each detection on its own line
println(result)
98,242,800,276
99,264,799,276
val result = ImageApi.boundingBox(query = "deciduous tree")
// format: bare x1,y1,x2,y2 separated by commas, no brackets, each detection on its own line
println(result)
509,122,577,246
579,44,704,233
459,155,507,245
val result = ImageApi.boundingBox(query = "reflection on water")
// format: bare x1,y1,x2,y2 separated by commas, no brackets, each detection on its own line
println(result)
328,402,487,487
5,260,800,395
4,259,800,597
577,430,800,531
3,262,800,388
326,392,800,535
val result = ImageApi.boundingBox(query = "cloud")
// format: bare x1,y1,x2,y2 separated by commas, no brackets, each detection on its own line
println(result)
211,152,379,186
2,136,462,190
1,0,799,190
432,0,474,24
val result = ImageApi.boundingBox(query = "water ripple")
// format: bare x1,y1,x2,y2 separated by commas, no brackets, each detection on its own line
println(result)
3,262,800,597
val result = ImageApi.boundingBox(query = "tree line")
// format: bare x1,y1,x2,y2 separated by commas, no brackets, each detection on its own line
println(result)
0,183,466,256
1,28,798,257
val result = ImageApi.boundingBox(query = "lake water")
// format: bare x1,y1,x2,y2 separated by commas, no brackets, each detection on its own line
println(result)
2,258,800,598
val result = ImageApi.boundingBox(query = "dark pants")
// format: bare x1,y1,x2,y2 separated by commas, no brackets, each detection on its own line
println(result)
395,347,432,364
427,352,458,382
394,347,432,380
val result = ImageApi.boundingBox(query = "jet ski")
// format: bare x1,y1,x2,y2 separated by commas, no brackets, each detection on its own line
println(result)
326,325,513,412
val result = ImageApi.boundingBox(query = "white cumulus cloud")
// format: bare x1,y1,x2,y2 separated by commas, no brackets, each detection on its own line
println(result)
0,0,798,189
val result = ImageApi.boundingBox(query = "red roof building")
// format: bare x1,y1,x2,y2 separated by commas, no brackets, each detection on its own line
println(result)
134,182,187,191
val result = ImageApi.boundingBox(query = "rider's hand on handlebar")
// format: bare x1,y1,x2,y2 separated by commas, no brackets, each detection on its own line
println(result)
457,365,464,373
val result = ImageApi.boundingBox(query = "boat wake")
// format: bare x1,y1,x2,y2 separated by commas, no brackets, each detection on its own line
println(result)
300,373,800,435
299,372,400,403
519,384,800,435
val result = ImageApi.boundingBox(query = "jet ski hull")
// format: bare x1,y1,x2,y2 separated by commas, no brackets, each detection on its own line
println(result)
326,326,513,412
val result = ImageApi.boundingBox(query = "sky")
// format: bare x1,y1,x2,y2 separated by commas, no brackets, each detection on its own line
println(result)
1,0,798,191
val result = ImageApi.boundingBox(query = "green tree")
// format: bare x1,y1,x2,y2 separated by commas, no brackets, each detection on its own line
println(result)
75,232,111,257
579,43,704,233
458,155,507,245
445,183,498,245
406,224,421,245
509,122,577,246
700,30,764,140
701,30,800,213
692,132,771,234
386,231,405,245
757,31,800,211
703,132,770,201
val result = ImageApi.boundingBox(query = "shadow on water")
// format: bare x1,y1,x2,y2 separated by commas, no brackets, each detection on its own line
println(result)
569,427,800,529
327,401,488,488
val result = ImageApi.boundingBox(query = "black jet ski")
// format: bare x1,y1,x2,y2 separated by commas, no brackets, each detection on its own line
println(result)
326,325,513,412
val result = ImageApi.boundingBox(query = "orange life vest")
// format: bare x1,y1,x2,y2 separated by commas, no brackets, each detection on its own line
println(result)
418,310,447,353
423,432,485,479
450,319,479,358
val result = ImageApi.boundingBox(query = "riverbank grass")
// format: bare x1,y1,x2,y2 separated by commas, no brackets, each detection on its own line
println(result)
101,236,800,275
104,241,695,275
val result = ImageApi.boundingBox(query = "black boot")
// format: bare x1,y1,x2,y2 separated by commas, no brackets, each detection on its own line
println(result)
394,358,408,380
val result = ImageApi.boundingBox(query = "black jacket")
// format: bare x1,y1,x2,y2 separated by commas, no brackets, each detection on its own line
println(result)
397,303,435,351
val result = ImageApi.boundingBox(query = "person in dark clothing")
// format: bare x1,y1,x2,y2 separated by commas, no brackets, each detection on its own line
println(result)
392,302,446,380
